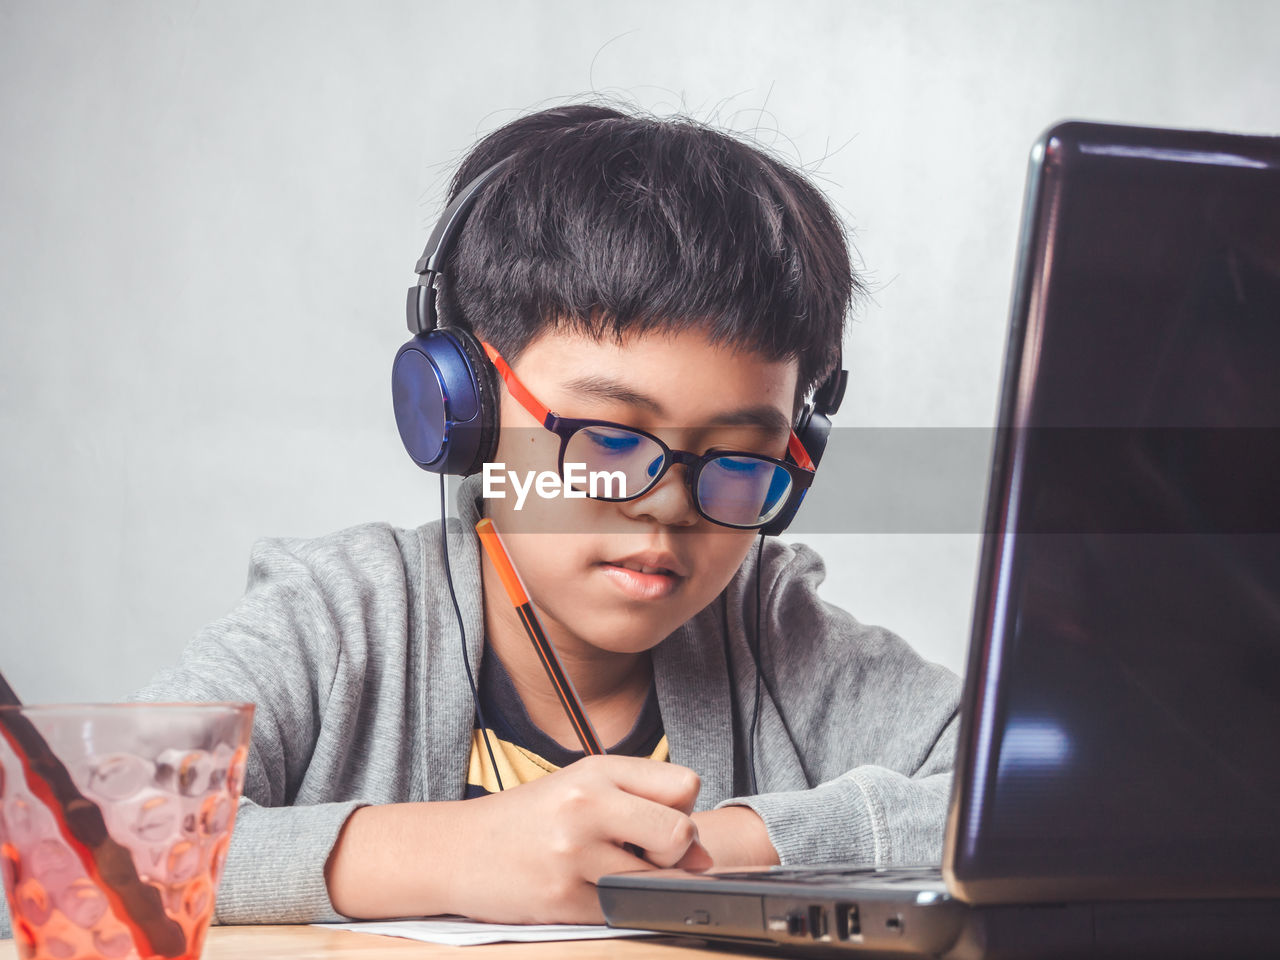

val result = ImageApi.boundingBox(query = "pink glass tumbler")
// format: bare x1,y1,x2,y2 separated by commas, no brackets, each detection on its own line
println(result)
0,703,254,959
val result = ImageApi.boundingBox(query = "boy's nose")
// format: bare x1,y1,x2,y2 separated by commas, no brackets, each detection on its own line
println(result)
618,464,699,528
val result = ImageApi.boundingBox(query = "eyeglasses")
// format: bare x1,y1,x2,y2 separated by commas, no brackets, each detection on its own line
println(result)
482,342,815,530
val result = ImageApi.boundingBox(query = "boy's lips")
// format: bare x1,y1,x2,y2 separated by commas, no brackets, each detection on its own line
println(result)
596,550,688,601
602,550,688,578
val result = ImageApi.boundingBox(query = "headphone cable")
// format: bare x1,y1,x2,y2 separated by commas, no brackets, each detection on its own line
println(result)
439,474,505,794
746,534,765,796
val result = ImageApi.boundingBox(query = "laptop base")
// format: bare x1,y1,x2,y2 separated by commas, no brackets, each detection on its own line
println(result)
600,866,1280,959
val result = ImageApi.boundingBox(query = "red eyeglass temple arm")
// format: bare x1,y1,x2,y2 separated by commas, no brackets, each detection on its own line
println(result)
788,432,815,472
481,340,816,472
482,341,553,426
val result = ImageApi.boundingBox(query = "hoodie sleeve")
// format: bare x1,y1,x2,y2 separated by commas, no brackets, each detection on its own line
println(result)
716,540,962,867
129,536,368,924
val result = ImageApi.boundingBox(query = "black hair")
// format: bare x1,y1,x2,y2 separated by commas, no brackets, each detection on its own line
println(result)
435,102,860,406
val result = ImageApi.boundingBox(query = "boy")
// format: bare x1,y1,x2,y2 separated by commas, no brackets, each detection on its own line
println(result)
129,103,960,926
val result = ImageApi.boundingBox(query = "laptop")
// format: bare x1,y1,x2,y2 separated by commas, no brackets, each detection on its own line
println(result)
598,120,1280,958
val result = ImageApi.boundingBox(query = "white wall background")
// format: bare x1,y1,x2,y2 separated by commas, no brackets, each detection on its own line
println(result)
1,0,1276,703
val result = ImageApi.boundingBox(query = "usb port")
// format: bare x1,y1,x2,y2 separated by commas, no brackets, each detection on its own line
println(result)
835,902,860,940
808,905,828,939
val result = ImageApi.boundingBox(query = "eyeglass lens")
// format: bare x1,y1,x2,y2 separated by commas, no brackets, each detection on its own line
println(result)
562,424,794,527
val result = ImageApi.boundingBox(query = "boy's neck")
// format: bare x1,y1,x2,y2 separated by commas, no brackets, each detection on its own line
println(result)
480,563,654,751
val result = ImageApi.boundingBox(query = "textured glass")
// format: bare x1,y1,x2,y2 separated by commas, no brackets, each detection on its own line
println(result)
0,703,253,960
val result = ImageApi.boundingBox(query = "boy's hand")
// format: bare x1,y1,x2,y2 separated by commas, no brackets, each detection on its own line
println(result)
691,805,780,869
451,755,711,924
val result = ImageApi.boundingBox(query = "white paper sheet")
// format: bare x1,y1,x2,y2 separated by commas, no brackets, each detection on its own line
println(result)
316,917,657,946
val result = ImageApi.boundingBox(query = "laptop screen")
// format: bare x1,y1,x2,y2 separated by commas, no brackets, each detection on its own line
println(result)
949,122,1280,902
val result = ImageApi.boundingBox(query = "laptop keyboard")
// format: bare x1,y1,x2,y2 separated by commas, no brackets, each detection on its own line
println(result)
711,866,944,885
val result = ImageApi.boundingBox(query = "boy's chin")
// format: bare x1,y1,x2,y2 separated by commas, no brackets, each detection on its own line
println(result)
564,604,699,657
580,635,667,657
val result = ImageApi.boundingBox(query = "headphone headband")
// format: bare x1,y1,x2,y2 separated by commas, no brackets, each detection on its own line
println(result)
407,158,512,336
813,356,847,418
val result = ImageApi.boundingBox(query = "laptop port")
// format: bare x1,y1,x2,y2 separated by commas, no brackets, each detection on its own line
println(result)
808,905,828,940
886,913,904,934
835,902,860,940
785,911,806,937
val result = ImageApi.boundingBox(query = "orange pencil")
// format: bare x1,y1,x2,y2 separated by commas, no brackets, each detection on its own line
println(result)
476,518,605,755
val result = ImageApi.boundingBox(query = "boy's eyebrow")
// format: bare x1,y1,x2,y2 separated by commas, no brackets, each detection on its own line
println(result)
561,375,792,435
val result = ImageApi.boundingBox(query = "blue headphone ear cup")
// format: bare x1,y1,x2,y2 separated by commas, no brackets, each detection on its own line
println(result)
447,326,500,474
391,328,498,475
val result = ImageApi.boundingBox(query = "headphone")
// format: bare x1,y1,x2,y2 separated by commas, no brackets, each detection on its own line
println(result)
391,158,848,536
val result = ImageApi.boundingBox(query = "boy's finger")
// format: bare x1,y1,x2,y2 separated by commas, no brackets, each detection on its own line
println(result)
600,790,701,868
672,838,713,872
576,754,701,811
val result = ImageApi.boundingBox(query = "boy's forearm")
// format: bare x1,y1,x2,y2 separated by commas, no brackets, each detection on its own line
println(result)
323,800,757,922
325,801,472,919
691,806,780,869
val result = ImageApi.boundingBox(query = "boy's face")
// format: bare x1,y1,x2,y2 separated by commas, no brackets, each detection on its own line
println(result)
482,326,800,657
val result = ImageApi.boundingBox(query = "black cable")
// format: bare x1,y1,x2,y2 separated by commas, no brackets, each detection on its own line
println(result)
440,474,504,794
746,534,766,796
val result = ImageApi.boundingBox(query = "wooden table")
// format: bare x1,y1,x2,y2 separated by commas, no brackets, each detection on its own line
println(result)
0,924,751,959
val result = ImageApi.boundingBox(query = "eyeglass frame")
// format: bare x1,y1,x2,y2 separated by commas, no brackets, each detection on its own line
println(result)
480,341,817,530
